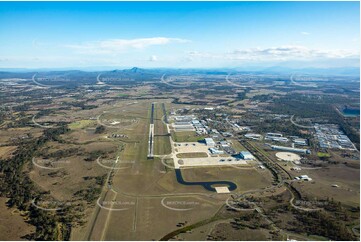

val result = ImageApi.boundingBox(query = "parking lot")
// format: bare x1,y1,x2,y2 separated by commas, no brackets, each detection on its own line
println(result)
177,157,247,167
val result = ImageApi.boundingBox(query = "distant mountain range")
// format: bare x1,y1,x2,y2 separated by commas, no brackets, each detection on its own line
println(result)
0,66,359,76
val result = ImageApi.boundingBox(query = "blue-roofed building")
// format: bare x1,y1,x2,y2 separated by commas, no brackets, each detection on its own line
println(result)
239,151,254,160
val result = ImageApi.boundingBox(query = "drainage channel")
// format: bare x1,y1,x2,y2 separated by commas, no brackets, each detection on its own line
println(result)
175,169,237,192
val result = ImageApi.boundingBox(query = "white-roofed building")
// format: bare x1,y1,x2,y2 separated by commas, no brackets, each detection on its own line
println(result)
209,148,224,155
204,138,216,146
239,151,255,160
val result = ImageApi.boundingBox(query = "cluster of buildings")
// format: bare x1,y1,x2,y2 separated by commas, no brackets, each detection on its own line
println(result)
172,115,196,131
265,132,289,142
291,137,308,146
220,140,236,154
244,133,262,140
172,111,258,163
264,133,308,146
246,132,308,147
205,138,237,155
314,124,356,150
270,144,311,154
204,138,248,158
172,115,209,134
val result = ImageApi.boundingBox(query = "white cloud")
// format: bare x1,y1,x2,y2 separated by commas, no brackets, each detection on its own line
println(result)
149,55,158,62
187,45,359,62
65,37,190,54
301,31,311,35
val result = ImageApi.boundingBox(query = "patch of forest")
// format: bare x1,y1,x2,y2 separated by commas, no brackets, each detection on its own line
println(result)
0,125,73,240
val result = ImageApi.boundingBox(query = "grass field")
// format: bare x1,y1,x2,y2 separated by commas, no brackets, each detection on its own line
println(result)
210,223,271,240
171,131,206,142
0,197,35,240
68,120,95,130
44,99,275,241
114,101,151,163
181,166,273,193
291,164,360,207
102,196,223,240
154,136,171,155
317,152,331,158
153,103,168,135
176,152,209,158
153,103,172,155
229,138,246,152
117,93,129,98
0,146,16,159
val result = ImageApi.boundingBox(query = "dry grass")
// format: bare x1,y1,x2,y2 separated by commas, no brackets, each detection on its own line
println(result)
176,152,209,158
0,197,35,240
0,146,17,159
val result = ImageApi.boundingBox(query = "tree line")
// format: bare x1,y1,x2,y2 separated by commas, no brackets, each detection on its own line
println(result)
0,125,72,240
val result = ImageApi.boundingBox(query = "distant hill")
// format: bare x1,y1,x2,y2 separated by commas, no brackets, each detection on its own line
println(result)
0,66,359,77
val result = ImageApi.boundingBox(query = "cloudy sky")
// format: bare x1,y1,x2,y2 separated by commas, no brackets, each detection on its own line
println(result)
0,1,359,69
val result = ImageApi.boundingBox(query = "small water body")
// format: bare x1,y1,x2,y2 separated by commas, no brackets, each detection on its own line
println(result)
342,107,360,117
175,169,237,192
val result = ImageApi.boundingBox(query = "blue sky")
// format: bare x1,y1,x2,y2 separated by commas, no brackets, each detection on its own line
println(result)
0,1,359,69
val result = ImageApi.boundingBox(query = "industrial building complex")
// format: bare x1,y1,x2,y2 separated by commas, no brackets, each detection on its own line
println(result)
314,124,357,150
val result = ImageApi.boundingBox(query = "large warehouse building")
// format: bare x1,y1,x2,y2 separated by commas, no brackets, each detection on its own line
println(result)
204,138,216,146
271,145,311,154
239,151,255,160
